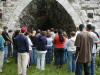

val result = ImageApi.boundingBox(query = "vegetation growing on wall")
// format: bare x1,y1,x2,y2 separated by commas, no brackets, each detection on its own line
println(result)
19,0,76,33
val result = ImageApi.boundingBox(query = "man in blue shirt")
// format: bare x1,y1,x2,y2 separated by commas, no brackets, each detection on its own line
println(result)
15,27,29,75
36,31,47,70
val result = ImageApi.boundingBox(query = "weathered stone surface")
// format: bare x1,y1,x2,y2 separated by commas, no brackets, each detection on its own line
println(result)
1,0,100,33
94,9,100,16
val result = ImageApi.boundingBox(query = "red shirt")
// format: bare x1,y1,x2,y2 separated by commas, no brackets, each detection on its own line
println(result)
54,34,66,48
99,35,100,38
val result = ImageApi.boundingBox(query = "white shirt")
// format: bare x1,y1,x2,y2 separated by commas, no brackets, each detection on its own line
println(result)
27,36,33,51
47,37,53,47
67,36,76,51
51,32,55,40
88,31,99,53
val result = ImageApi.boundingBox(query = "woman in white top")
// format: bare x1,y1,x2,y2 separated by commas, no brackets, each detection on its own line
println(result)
67,31,76,72
25,32,33,67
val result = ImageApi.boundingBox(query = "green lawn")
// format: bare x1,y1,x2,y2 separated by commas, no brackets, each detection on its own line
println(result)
1,55,100,75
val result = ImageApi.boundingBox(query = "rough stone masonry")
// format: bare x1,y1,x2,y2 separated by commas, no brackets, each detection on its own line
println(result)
0,0,100,33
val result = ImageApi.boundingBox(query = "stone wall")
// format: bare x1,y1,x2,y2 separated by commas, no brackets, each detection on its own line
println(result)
78,0,100,33
0,0,32,29
0,0,100,33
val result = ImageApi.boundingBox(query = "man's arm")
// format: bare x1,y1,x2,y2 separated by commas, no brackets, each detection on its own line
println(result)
94,34,100,44
25,37,29,52
74,34,81,61
74,47,80,61
95,41,100,44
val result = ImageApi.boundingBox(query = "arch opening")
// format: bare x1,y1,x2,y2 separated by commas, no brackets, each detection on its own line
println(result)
19,0,76,32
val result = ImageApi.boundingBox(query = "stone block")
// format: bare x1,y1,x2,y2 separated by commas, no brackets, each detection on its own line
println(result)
81,4,99,9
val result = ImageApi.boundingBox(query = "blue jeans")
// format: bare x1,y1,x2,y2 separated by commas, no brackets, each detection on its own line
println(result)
13,47,18,63
8,42,11,57
32,47,37,64
54,48,64,65
89,53,96,75
76,62,90,75
30,50,33,64
63,49,67,64
46,47,52,64
4,45,8,62
68,51,76,72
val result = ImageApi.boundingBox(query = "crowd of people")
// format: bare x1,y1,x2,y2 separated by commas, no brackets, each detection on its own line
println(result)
0,24,100,75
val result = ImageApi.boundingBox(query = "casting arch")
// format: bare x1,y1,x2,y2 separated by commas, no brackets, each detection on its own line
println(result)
7,0,82,29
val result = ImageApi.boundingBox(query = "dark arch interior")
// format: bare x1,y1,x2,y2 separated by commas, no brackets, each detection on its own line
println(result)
19,0,76,33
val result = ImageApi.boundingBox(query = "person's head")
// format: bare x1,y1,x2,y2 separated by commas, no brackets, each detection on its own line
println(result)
51,28,54,32
32,30,36,36
8,29,13,33
86,24,92,31
21,27,27,34
47,32,51,37
25,32,30,37
0,29,2,35
37,29,41,33
63,31,67,37
47,29,51,32
70,31,76,37
14,30,20,36
3,26,8,31
41,31,47,36
79,24,85,31
58,29,63,35
58,29,64,42
91,25,95,32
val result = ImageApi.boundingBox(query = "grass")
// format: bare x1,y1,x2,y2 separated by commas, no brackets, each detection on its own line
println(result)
0,55,100,75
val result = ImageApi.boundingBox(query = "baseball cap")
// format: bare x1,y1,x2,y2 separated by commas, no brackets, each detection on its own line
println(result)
21,27,27,33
